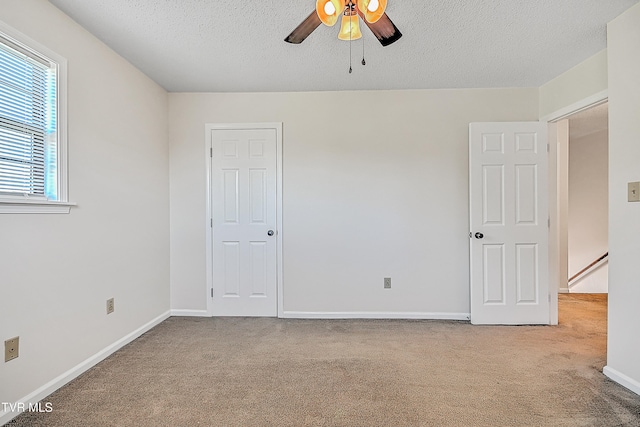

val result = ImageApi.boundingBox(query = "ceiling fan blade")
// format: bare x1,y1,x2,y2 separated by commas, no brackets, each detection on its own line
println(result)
358,12,402,47
285,10,322,44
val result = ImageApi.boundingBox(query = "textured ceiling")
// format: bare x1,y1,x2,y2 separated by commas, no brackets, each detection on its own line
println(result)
48,0,639,93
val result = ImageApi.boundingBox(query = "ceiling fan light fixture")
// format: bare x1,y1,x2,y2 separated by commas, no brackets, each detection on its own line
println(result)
337,13,362,40
325,2,336,15
357,0,387,23
316,0,343,26
285,0,401,48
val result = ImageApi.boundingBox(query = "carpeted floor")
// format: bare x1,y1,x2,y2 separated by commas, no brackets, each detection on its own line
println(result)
7,294,640,426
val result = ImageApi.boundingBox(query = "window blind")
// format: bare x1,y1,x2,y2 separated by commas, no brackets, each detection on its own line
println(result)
0,34,56,198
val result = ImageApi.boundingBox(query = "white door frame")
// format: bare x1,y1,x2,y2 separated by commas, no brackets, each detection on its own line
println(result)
542,90,608,325
204,123,284,317
469,122,550,325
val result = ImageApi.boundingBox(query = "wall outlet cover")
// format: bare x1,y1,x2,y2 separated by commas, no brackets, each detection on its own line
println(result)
5,336,19,362
107,298,115,314
384,278,391,289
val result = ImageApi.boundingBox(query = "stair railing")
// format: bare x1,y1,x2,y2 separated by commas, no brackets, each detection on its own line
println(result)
568,252,609,285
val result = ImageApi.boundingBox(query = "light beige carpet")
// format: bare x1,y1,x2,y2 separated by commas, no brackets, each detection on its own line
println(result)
7,294,640,426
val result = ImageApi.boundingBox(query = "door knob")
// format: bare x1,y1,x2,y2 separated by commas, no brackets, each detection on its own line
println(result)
474,232,484,239
267,230,274,236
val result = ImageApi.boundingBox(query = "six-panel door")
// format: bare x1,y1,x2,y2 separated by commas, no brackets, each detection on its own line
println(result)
469,122,549,325
211,128,278,316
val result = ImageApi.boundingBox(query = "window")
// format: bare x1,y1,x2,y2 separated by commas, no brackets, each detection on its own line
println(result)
0,23,71,213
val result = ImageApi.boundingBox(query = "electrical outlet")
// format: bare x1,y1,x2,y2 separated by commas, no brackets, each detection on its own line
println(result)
106,298,115,314
384,277,391,289
5,337,19,362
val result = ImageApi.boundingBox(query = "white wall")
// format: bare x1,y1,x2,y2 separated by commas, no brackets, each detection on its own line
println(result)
0,0,170,418
604,2,640,395
169,89,539,316
539,49,608,119
568,129,608,293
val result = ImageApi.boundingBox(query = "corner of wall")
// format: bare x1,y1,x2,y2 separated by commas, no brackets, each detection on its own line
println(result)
605,1,640,396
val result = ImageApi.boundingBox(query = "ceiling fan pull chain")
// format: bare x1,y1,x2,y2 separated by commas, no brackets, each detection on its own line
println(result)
362,32,366,66
349,11,353,73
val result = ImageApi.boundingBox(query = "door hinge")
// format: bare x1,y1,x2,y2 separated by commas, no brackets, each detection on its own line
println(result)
210,218,213,228
548,217,550,228
211,288,214,298
547,143,550,152
210,147,213,157
548,293,551,303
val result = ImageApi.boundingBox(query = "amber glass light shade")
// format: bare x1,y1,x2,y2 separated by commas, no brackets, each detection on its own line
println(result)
357,0,387,23
316,0,343,26
338,14,362,40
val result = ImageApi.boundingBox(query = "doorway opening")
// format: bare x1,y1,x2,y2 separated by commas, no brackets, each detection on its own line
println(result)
548,99,609,329
545,93,609,325
560,102,609,294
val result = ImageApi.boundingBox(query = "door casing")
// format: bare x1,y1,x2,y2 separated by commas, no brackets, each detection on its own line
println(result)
542,89,609,325
205,123,284,317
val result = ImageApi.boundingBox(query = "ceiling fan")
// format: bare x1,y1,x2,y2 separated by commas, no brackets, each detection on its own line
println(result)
285,0,402,47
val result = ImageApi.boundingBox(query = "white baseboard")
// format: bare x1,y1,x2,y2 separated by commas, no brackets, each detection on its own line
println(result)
169,310,470,321
170,309,209,317
603,366,640,396
281,311,470,320
559,287,570,294
0,310,171,426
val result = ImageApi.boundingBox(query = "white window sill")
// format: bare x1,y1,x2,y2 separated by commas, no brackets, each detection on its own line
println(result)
0,199,77,214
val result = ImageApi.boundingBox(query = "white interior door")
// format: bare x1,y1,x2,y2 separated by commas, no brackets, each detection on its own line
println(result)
211,128,277,316
469,122,549,325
